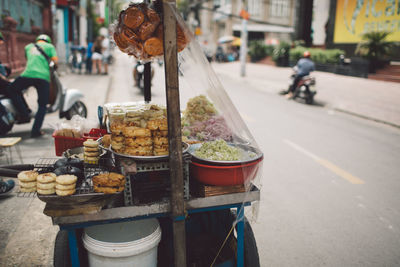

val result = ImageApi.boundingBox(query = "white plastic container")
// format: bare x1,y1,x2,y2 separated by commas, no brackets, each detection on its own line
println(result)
82,219,161,267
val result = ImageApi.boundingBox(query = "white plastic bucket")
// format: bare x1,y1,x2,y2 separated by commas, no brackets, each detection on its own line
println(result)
82,219,161,267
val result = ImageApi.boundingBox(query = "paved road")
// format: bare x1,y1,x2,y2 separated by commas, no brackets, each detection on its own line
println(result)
1,50,399,266
109,51,400,267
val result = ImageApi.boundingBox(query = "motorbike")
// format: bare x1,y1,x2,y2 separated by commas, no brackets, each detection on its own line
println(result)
68,46,86,74
288,66,316,104
0,62,87,135
133,62,154,91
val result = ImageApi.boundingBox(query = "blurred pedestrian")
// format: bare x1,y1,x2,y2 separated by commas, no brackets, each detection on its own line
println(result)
101,35,110,75
86,39,93,74
92,36,103,74
6,34,58,137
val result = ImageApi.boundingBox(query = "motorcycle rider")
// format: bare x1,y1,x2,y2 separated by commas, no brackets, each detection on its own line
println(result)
6,34,58,138
286,51,315,99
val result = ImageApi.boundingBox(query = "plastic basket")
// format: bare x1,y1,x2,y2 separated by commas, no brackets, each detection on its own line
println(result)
53,128,108,156
53,133,84,156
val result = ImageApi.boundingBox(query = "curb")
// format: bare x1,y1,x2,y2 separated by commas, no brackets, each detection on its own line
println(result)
334,108,400,129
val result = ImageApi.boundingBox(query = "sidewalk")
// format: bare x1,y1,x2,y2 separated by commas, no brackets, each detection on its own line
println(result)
212,62,400,128
0,71,112,266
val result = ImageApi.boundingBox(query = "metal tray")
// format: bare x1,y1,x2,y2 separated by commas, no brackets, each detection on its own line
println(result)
98,137,190,162
188,143,263,166
35,158,123,206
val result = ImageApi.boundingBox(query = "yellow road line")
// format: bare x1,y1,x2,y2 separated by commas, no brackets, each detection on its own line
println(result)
284,139,365,184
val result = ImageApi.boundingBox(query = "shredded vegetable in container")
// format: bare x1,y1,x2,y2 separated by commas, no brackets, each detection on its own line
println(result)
195,139,240,161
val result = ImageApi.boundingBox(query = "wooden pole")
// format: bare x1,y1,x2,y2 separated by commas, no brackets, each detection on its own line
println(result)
161,1,187,266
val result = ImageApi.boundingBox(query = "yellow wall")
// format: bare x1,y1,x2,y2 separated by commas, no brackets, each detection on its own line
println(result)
334,0,400,43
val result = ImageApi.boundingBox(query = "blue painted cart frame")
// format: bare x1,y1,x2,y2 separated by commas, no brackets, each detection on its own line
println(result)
52,189,260,267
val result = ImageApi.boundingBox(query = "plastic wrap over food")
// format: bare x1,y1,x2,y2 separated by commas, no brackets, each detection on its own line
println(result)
161,3,264,224
112,2,188,61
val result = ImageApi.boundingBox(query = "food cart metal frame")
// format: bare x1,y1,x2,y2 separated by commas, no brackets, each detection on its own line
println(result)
46,1,261,266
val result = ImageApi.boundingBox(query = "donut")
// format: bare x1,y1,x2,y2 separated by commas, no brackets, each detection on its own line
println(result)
152,130,168,137
56,183,76,190
18,170,38,182
154,23,163,40
37,173,56,183
121,26,139,43
84,146,99,152
19,181,36,188
177,25,188,52
56,175,77,185
125,146,153,156
110,123,124,135
102,134,111,148
154,150,169,156
20,187,36,193
124,7,144,29
138,21,156,41
144,37,163,56
153,137,168,146
56,188,76,196
37,182,55,190
84,151,100,157
37,188,56,195
113,32,129,50
146,8,160,26
83,139,98,148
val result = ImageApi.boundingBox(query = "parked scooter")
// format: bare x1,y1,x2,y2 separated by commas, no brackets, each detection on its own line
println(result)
68,46,86,74
0,62,87,135
287,66,316,104
133,61,154,91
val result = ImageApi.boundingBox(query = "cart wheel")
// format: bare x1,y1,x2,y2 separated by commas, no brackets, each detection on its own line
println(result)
54,230,71,267
241,216,260,267
182,210,260,267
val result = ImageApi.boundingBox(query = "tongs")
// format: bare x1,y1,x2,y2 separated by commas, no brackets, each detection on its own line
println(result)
0,164,34,178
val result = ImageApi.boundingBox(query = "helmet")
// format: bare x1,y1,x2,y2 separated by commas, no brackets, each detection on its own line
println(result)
36,34,51,43
303,51,311,58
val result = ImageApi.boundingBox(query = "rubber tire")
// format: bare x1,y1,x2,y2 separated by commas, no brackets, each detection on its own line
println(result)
53,230,71,267
306,94,314,105
184,210,260,267
241,216,260,267
65,101,87,120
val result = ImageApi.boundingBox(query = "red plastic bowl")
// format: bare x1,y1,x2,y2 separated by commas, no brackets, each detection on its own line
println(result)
190,157,263,186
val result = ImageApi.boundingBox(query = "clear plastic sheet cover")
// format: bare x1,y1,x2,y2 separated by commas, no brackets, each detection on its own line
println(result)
170,3,263,224
110,1,263,224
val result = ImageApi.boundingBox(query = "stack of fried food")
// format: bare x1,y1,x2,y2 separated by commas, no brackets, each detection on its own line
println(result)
148,118,168,156
110,105,169,156
37,173,56,195
55,175,77,196
18,170,38,193
84,139,100,163
92,172,125,194
113,3,188,60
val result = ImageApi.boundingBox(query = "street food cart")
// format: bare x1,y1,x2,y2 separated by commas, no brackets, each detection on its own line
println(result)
10,1,263,266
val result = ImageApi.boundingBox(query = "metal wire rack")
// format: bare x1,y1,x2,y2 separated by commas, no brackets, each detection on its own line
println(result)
124,154,191,205
17,158,121,198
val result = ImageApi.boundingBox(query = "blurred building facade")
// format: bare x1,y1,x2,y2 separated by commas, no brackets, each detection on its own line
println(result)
0,0,53,74
196,0,296,53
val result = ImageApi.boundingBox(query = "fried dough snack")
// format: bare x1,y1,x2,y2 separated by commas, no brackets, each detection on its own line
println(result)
124,6,144,29
125,137,153,147
144,37,163,56
113,3,188,60
92,172,125,187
